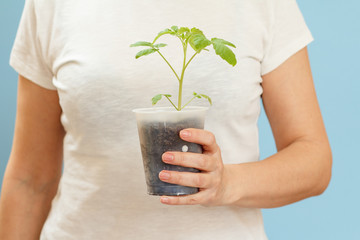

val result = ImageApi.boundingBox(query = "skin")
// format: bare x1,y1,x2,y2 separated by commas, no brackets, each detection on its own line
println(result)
0,47,332,238
158,47,332,206
0,75,64,239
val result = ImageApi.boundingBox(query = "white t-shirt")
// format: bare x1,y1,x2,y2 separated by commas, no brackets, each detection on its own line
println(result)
10,0,313,239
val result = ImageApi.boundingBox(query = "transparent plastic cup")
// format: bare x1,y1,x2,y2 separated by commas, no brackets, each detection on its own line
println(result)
133,107,208,196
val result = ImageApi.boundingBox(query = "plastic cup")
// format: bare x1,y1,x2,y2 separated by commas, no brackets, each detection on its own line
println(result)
133,107,208,196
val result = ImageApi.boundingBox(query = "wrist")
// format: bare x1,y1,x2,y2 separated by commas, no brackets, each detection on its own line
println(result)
219,164,245,206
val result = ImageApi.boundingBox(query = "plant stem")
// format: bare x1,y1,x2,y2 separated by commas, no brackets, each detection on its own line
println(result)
180,96,196,110
178,43,188,110
156,51,180,82
184,52,198,71
165,95,179,110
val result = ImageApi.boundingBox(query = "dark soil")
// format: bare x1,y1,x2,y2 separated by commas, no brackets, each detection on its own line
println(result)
138,118,203,196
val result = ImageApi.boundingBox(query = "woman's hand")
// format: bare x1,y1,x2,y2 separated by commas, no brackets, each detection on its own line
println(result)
159,47,332,209
158,128,229,206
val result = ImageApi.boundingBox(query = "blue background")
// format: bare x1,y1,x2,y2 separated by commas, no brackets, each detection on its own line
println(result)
0,1,359,239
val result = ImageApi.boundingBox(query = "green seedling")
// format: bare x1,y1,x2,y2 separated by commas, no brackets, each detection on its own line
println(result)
130,26,237,111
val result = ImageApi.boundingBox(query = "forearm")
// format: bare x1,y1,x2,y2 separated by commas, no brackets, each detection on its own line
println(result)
0,177,59,240
223,138,332,208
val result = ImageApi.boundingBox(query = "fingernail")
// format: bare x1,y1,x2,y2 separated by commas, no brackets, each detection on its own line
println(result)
159,171,171,180
180,130,191,137
162,153,174,162
161,197,170,203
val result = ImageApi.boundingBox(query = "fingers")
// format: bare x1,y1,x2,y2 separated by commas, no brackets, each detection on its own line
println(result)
159,170,214,189
160,191,207,205
162,152,215,171
159,129,224,206
160,189,216,206
179,128,218,153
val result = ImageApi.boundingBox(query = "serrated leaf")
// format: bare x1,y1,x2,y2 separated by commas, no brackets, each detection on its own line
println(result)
135,48,157,59
130,41,153,47
190,27,204,35
153,43,167,48
211,40,237,66
211,38,236,48
189,33,211,52
200,94,212,105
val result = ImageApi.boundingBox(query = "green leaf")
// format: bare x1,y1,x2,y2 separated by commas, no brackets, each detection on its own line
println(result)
178,27,190,41
193,92,212,105
151,94,172,105
190,27,204,35
193,92,201,98
188,28,211,51
211,39,237,66
130,41,153,47
153,43,167,48
200,94,212,105
211,38,236,48
171,25,179,32
152,94,162,105
152,28,175,43
159,28,173,35
135,48,157,59
189,33,211,52
178,27,190,35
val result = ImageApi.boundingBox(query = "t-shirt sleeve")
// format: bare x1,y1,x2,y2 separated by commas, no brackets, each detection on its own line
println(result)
261,0,313,75
9,0,56,90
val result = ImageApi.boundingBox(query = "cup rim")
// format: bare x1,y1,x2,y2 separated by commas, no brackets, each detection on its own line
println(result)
132,106,209,114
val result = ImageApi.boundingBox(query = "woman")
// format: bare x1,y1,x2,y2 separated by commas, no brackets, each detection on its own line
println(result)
0,0,332,239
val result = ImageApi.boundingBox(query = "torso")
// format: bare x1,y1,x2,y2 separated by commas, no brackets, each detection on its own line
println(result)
37,0,269,239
